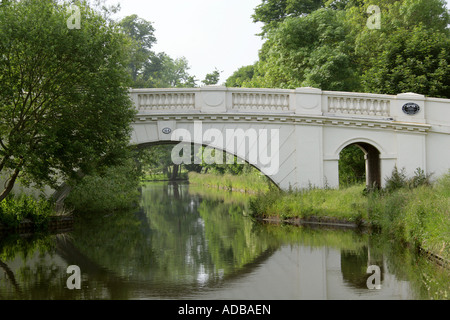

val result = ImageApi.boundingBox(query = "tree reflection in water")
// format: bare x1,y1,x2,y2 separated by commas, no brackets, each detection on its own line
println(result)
0,182,449,299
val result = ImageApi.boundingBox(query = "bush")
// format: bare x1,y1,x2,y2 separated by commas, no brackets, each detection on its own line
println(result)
0,194,53,230
65,159,141,213
384,166,432,193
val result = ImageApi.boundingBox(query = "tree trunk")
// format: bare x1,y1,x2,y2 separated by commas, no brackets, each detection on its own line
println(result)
0,167,20,202
170,164,179,181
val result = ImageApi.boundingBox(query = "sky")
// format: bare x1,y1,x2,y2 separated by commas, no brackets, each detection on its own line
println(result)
106,0,264,85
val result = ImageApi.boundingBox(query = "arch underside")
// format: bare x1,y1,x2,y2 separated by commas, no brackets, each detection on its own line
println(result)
135,140,281,189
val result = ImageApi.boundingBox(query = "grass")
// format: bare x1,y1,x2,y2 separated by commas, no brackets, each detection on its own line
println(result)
142,172,188,181
250,184,367,223
188,171,271,194
368,174,450,261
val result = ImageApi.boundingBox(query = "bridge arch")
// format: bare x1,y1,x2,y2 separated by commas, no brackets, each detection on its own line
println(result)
134,139,280,188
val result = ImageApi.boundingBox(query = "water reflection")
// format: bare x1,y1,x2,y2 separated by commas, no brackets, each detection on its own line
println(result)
0,182,448,300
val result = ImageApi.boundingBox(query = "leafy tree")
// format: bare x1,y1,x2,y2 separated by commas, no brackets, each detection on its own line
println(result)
134,53,197,88
0,0,135,201
355,0,450,98
202,68,222,86
225,64,256,87
252,0,326,36
119,15,197,88
119,14,156,82
250,8,361,90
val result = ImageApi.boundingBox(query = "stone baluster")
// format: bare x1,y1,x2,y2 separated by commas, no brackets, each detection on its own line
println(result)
328,97,335,113
375,100,382,116
349,98,355,114
369,99,375,115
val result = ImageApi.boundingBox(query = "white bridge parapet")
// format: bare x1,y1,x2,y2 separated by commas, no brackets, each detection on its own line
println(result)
130,86,450,190
130,86,449,124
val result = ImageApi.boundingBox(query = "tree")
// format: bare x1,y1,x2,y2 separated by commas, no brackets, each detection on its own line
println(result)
118,15,197,88
202,68,222,86
134,53,197,88
119,14,156,82
355,0,450,98
252,0,326,36
225,65,256,87
242,0,449,96
249,8,361,90
0,0,135,201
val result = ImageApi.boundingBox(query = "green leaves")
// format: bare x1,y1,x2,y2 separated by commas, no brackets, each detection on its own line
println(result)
229,0,449,98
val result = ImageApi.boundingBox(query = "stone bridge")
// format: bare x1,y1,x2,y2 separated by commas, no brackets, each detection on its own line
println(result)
130,86,450,190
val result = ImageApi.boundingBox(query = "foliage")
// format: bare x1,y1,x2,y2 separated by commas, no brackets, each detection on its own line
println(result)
135,53,197,88
0,194,54,230
339,144,366,187
384,166,433,193
64,157,142,213
119,15,197,88
252,0,326,36
250,8,360,90
0,0,136,201
229,0,450,98
357,0,450,98
368,172,450,261
119,14,156,82
202,68,222,86
225,64,257,87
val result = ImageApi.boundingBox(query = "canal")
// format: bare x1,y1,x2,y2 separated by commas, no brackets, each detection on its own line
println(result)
0,182,448,300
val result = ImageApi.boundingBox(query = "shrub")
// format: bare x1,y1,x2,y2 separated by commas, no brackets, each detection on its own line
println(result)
0,194,53,230
65,160,141,213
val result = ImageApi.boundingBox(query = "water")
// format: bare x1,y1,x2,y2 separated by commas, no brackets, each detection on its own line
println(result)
0,182,448,300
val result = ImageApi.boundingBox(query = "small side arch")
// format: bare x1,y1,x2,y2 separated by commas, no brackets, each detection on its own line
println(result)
335,138,384,188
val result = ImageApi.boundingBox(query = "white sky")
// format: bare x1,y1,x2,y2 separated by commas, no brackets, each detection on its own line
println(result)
106,0,264,85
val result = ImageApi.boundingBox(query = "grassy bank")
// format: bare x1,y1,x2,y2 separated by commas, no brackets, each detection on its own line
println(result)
249,172,450,262
188,171,271,194
142,172,188,181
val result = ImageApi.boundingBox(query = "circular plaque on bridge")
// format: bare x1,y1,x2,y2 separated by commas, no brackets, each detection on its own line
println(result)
402,103,420,115
162,127,172,135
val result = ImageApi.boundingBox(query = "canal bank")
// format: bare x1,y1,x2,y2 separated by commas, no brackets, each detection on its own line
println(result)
189,171,450,269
